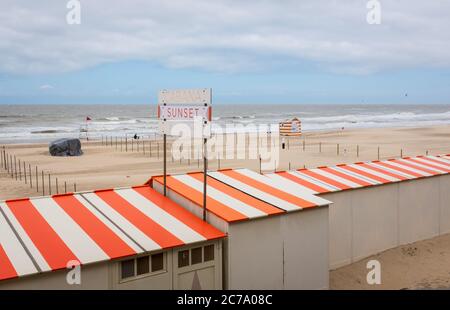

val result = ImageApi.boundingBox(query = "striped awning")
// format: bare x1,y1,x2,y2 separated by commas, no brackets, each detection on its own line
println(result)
0,186,225,281
266,155,450,195
152,168,331,223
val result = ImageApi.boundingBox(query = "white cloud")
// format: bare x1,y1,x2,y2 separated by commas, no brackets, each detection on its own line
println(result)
39,84,54,90
0,0,449,75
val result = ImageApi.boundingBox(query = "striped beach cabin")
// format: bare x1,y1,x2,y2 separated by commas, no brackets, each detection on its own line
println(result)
279,117,302,136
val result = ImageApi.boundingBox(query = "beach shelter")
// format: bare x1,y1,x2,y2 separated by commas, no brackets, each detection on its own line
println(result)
266,154,450,269
0,186,225,289
150,168,331,289
279,117,302,136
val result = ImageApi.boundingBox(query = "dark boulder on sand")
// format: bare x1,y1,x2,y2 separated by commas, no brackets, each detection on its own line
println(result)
49,138,83,156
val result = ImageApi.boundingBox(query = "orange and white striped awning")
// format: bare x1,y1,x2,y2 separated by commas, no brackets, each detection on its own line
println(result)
0,186,225,281
151,168,331,223
267,155,450,194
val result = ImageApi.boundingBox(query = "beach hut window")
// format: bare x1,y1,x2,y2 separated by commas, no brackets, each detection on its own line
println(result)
137,256,150,275
178,250,190,268
151,253,164,272
204,244,214,262
191,247,202,265
121,259,135,279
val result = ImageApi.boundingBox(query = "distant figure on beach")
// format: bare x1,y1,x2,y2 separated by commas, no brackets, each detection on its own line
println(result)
133,133,139,140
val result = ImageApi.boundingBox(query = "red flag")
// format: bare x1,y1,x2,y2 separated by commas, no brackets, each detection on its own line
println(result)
86,116,91,121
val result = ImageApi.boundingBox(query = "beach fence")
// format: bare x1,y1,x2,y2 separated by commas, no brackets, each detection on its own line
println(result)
0,146,76,196
95,133,438,173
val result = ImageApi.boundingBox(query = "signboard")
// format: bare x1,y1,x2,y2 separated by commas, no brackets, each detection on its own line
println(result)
158,88,212,136
156,88,212,220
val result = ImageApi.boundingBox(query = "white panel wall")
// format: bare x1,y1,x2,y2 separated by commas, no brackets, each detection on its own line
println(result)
398,177,440,244
226,207,329,290
227,216,284,289
351,185,398,262
323,174,450,270
439,175,450,235
281,207,329,289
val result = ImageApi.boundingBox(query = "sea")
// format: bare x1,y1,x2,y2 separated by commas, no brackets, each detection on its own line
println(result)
0,104,450,144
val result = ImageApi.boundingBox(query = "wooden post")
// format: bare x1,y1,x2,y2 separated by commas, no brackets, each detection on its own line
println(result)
377,146,380,160
48,173,51,195
303,140,305,151
426,150,429,156
218,154,220,170
18,159,21,181
56,178,59,194
14,155,17,180
29,164,32,188
115,136,117,150
24,161,27,184
125,136,128,152
120,137,123,152
64,181,67,194
337,144,340,155
10,155,13,178
400,148,403,158
41,170,45,196
131,139,134,152
36,166,38,192
259,155,262,174
143,140,146,155
319,142,322,153
74,183,77,192
289,162,291,170
357,145,359,157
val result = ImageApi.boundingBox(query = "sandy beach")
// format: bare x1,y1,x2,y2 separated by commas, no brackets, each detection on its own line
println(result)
1,124,449,201
1,124,450,290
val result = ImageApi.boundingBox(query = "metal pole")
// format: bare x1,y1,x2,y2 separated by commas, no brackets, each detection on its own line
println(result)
202,137,207,221
163,134,167,196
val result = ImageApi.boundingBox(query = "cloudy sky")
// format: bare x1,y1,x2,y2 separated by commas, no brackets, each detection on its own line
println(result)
1,0,450,104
